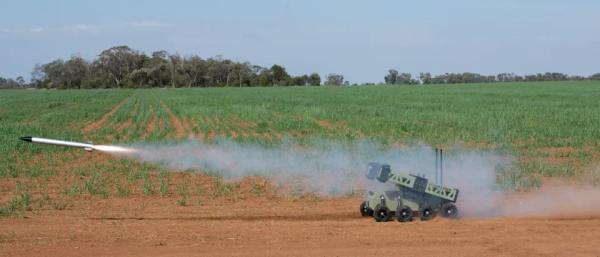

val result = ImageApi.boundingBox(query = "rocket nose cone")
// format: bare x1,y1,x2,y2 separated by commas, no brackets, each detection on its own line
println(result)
19,136,32,142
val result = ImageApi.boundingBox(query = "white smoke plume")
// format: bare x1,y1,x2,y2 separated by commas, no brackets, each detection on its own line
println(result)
115,139,600,218
120,139,509,213
495,185,600,218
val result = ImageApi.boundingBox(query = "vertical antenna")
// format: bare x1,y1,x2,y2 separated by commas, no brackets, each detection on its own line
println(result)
440,149,444,186
435,148,439,184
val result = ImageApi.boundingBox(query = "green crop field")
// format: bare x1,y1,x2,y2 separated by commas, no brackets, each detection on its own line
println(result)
1,81,600,215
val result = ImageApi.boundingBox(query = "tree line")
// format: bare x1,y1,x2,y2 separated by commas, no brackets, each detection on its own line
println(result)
24,45,333,89
1,45,600,89
0,76,28,89
384,70,600,85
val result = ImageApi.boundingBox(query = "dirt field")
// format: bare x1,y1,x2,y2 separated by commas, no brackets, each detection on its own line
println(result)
2,197,599,257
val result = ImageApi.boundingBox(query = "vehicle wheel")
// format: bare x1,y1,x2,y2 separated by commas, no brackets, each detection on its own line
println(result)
373,205,391,222
441,203,458,219
396,206,413,222
420,206,435,221
360,201,374,217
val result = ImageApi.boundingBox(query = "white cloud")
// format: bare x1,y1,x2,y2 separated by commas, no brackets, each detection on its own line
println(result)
28,27,44,33
72,24,94,30
0,27,45,33
0,24,102,34
125,21,173,28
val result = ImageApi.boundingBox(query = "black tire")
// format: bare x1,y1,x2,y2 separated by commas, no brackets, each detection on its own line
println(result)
373,205,391,222
420,206,435,221
441,203,458,219
396,206,413,222
360,201,374,217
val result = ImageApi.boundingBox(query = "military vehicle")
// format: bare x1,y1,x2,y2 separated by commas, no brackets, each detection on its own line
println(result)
360,149,460,222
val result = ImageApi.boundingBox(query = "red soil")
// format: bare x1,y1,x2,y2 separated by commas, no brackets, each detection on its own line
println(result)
158,117,164,132
142,112,155,140
317,119,335,130
116,118,133,132
159,101,185,139
1,196,599,257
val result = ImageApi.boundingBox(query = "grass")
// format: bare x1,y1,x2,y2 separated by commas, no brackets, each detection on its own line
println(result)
212,177,236,197
159,169,169,197
1,81,600,215
116,182,131,197
84,171,108,198
0,192,31,217
175,198,189,206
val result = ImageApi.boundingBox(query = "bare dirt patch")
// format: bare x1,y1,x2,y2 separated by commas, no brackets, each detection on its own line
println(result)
159,101,185,139
1,196,599,257
82,97,130,133
316,119,349,135
197,130,205,143
158,117,164,132
232,118,259,138
142,111,155,140
188,117,205,143
317,119,335,130
116,118,133,132
181,117,195,139
207,130,216,141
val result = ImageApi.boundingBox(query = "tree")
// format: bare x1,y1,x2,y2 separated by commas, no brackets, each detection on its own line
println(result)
590,73,600,80
419,72,432,84
308,73,321,86
40,59,66,88
0,77,20,89
126,68,152,88
97,45,143,88
270,64,290,86
183,56,207,87
145,50,170,87
384,69,399,84
324,73,344,86
168,54,184,88
15,76,25,87
291,75,307,86
256,68,272,86
63,56,89,89
497,73,516,82
206,56,231,87
397,73,414,84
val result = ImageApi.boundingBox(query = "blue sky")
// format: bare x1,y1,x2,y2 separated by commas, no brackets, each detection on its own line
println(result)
1,0,599,83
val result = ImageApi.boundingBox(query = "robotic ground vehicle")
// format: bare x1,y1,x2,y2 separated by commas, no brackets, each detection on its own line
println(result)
360,149,460,222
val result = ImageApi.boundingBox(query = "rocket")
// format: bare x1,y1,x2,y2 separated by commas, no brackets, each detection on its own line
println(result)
20,136,94,151
20,136,135,153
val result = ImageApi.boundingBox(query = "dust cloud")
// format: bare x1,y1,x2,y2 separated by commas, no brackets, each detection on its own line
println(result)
497,185,600,218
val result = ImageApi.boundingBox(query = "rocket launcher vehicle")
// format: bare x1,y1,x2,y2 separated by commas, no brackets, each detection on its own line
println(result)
360,149,460,222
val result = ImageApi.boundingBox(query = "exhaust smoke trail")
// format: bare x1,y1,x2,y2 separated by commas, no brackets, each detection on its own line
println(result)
92,145,137,154
99,138,600,219
118,139,517,216
21,136,600,218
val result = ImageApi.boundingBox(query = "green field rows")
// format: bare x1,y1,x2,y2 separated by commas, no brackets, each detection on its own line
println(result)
1,81,600,191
